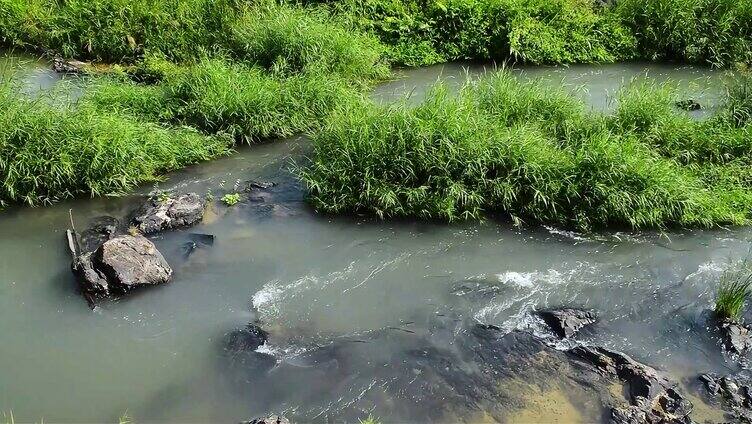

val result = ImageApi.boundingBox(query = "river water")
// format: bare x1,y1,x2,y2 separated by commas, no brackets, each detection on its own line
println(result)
0,57,746,423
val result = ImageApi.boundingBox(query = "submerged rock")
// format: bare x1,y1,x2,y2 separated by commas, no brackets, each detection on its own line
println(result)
133,193,205,234
675,99,702,111
226,324,269,352
539,308,596,339
568,345,693,423
699,373,752,422
240,415,290,424
719,320,752,355
73,235,172,297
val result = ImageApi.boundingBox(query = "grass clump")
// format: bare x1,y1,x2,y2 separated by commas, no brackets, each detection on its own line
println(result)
0,80,231,206
715,262,752,322
303,70,752,230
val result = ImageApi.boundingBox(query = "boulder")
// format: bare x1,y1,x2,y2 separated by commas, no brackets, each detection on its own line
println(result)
79,216,120,253
719,320,752,355
73,235,172,297
539,308,596,339
225,324,269,352
133,193,205,234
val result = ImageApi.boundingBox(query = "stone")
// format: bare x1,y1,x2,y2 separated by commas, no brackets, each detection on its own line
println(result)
569,345,693,422
79,216,120,253
73,235,172,297
675,99,702,111
133,193,205,234
225,324,269,352
52,57,89,74
698,372,752,422
539,308,596,338
240,415,290,424
719,320,752,355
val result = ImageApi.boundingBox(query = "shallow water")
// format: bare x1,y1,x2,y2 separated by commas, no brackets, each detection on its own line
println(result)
0,60,746,423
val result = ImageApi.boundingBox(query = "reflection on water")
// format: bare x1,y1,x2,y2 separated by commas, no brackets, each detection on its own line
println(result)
0,60,744,422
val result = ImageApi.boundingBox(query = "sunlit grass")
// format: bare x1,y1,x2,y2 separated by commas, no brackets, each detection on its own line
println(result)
716,261,752,322
303,70,752,230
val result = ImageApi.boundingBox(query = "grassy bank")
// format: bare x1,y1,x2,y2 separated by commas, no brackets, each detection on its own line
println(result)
303,71,752,230
0,0,382,206
0,80,232,206
307,0,751,67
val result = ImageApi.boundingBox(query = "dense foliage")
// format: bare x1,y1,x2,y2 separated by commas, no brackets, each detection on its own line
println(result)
303,71,752,230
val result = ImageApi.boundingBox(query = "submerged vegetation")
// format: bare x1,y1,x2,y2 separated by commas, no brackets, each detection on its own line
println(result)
303,70,752,230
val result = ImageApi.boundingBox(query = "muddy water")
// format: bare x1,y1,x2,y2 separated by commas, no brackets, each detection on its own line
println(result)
0,61,745,423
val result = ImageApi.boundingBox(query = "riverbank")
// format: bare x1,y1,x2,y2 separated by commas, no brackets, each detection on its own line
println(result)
1,0,751,223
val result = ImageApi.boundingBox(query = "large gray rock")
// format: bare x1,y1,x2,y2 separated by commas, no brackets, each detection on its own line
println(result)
133,193,205,234
73,235,172,297
539,308,596,339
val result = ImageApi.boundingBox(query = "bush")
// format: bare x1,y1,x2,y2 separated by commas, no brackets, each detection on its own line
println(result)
614,0,752,67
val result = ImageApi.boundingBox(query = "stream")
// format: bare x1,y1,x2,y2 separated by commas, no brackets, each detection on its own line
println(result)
0,56,746,423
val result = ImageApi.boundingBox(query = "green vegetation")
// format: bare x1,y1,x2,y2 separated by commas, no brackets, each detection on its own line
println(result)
86,58,361,142
312,0,751,67
0,80,231,206
221,193,241,206
1,0,752,227
715,261,752,322
303,70,752,230
0,0,380,206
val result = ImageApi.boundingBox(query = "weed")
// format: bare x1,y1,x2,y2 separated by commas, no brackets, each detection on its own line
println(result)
221,193,241,206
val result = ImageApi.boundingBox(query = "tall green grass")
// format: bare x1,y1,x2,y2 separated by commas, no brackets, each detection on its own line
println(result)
86,58,363,142
303,70,752,230
0,0,389,83
614,0,752,68
0,79,231,206
715,261,752,322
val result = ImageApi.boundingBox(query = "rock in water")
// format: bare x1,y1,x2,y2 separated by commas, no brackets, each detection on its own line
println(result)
675,99,702,111
73,235,172,296
568,345,693,423
719,320,752,355
539,308,596,338
698,372,752,422
240,415,290,424
225,324,269,352
133,193,205,234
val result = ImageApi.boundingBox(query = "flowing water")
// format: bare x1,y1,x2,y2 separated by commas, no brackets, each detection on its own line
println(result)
0,59,746,423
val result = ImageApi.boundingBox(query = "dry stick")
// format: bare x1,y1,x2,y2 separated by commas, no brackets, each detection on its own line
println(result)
66,208,81,259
